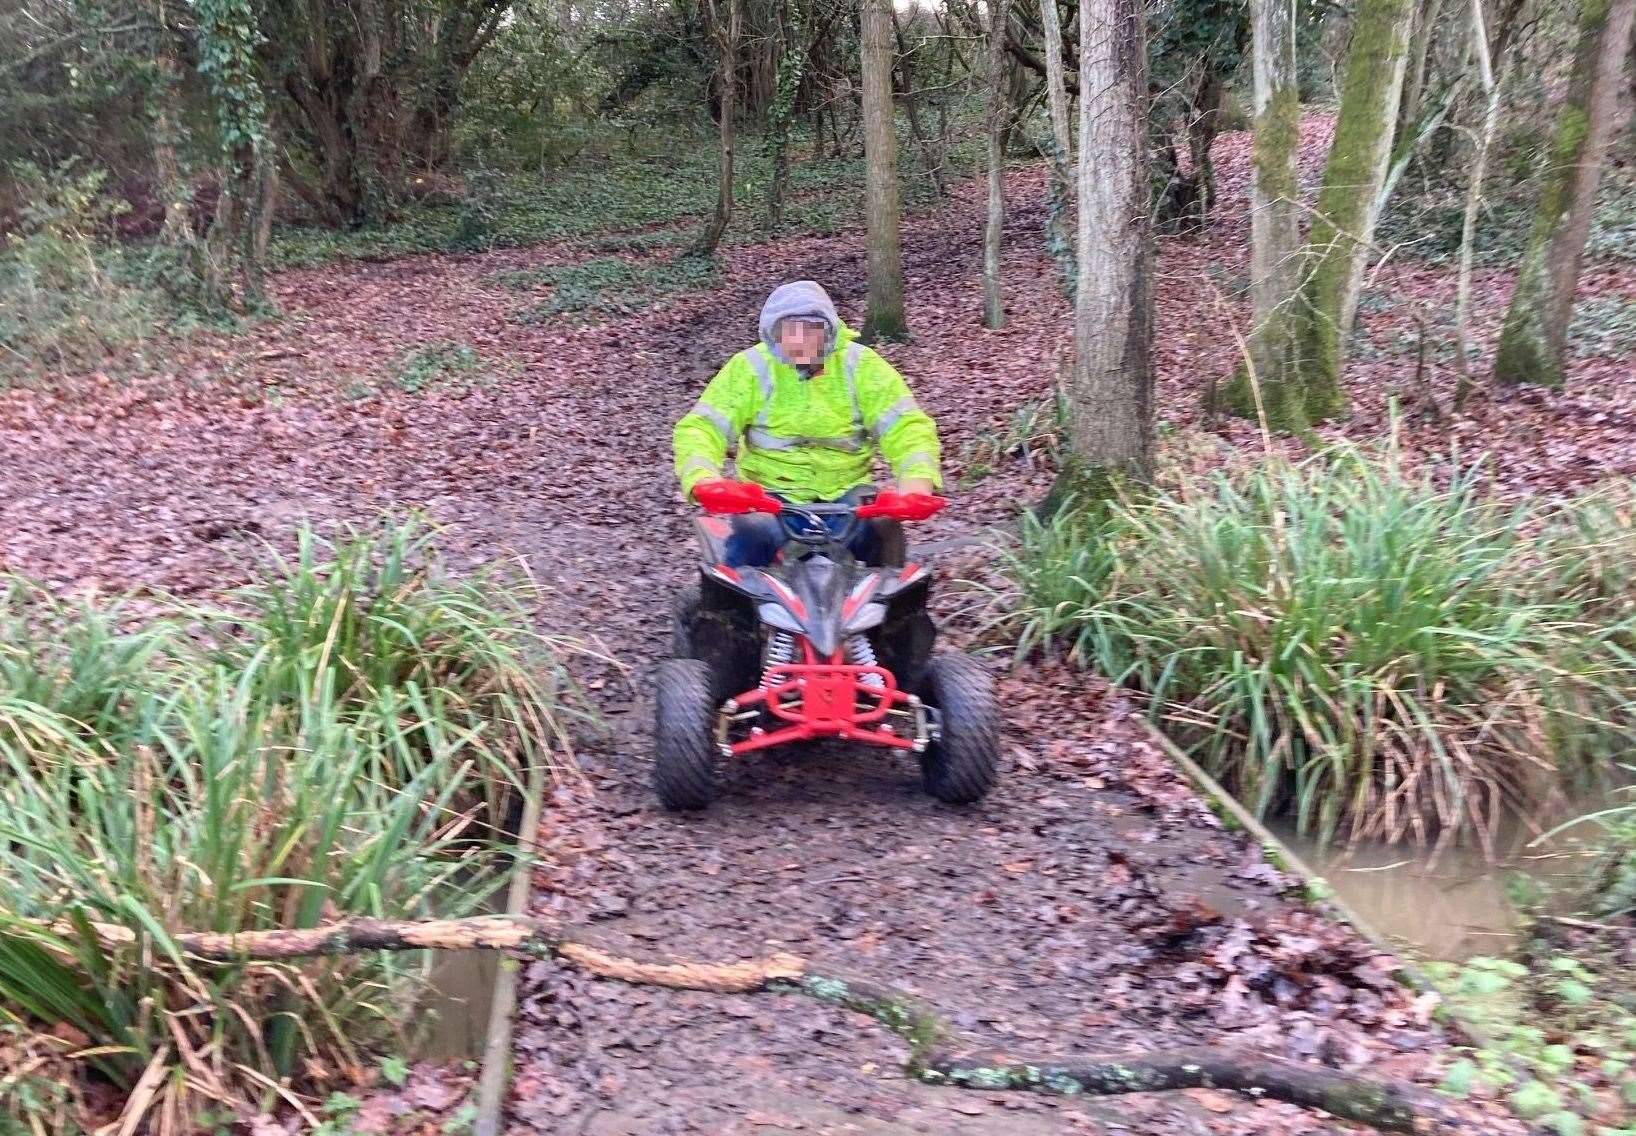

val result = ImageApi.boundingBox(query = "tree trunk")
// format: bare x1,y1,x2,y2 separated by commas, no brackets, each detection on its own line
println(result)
1291,0,1415,421
242,152,279,306
999,49,1033,155
270,0,504,227
1190,67,1225,215
1218,0,1306,431
1393,0,1446,150
763,0,805,228
861,0,909,340
1454,0,1503,392
1492,0,1636,387
983,0,1012,329
151,20,196,246
894,7,948,197
203,173,242,310
285,73,363,226
936,14,955,151
152,123,194,244
1039,0,1075,270
1060,0,1153,493
695,0,743,255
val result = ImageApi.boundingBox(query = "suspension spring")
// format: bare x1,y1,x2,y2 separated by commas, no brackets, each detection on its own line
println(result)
762,631,797,684
845,634,884,687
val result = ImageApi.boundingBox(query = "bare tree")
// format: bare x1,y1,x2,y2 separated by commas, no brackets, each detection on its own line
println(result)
1217,0,1305,430
1493,0,1636,386
764,0,806,228
696,0,743,256
1394,0,1448,145
893,8,948,197
1039,0,1075,273
983,0,1013,328
1060,0,1153,489
861,0,909,339
1453,0,1504,392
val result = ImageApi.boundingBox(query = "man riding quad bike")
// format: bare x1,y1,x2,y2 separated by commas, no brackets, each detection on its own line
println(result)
658,280,999,811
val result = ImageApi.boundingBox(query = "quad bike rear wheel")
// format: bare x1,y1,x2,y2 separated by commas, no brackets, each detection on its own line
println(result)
919,654,998,805
653,658,717,811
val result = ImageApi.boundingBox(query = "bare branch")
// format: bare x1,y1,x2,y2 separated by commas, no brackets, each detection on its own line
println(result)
33,915,1458,1133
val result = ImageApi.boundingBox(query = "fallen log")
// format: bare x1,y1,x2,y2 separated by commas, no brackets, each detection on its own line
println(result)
51,914,1458,1133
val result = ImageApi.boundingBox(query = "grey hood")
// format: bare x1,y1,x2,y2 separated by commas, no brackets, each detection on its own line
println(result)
759,280,840,365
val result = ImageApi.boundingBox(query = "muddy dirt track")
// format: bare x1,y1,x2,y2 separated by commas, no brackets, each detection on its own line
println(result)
0,155,1531,1133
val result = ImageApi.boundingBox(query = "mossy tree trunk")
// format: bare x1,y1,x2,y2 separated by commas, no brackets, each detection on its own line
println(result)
1492,0,1636,387
1059,0,1153,497
151,13,197,248
1290,0,1414,421
983,0,1012,329
1218,0,1306,432
861,0,909,341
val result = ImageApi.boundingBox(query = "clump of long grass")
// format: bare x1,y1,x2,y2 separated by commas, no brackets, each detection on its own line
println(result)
986,442,1636,849
0,518,585,1135
206,521,583,811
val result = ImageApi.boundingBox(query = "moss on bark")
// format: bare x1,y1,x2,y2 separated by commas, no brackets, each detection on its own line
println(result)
1289,0,1413,420
1492,0,1633,388
1215,346,1308,434
1037,457,1129,522
862,308,912,343
1493,250,1567,387
1233,70,1303,431
1251,86,1301,207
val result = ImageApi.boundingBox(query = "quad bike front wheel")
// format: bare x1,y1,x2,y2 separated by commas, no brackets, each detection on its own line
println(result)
919,654,999,805
672,582,761,704
653,658,717,811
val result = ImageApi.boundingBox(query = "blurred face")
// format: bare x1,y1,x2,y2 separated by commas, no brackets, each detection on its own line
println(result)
778,317,828,366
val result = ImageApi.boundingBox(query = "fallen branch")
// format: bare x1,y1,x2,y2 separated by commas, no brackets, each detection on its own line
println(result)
52,915,1458,1133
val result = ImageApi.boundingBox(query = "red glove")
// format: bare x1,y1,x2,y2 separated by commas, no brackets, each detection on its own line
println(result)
858,491,947,521
692,479,781,515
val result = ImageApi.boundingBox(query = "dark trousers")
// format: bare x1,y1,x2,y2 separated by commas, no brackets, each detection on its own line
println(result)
724,487,903,568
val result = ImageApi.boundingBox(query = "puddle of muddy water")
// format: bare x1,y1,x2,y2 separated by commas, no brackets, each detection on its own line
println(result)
1274,811,1609,962
413,820,521,1060
418,948,501,1061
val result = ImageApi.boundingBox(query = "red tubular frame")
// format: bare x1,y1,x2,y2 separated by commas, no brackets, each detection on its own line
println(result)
726,644,919,755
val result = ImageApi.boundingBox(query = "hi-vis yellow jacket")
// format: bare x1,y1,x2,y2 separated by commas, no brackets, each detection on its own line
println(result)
672,321,942,505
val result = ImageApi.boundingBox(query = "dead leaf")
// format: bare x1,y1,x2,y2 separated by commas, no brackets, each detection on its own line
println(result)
1190,1089,1238,1114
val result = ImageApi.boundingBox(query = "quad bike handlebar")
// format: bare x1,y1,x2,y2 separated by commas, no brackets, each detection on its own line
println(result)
856,490,946,522
692,480,783,515
693,480,946,523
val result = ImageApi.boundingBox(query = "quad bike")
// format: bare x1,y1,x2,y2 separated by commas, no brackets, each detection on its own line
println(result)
654,485,999,811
